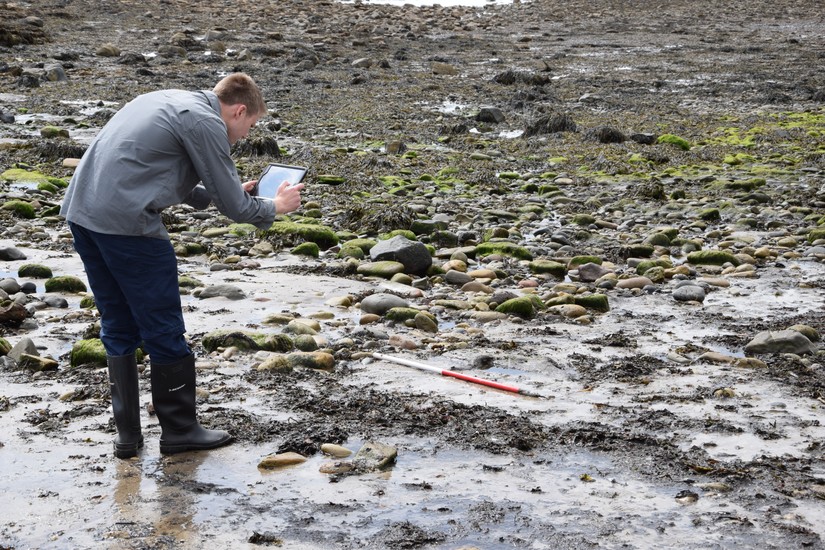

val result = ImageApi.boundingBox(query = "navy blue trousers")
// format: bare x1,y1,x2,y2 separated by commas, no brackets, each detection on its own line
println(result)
69,222,190,363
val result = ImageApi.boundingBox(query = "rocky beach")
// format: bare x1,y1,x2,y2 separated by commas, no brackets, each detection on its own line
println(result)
1,0,824,548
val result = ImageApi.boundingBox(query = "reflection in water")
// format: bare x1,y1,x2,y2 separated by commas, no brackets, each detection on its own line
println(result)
110,452,207,546
154,453,207,545
113,460,142,512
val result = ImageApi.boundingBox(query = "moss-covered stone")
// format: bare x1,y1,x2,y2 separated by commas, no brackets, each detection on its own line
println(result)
0,337,11,356
386,307,435,324
568,255,602,269
807,227,825,243
378,229,416,241
284,319,319,335
201,330,294,353
45,275,87,293
356,261,406,278
79,295,96,309
698,208,721,222
263,221,339,250
544,294,574,307
1,168,50,184
257,354,293,372
643,266,666,283
228,222,259,236
262,313,295,326
292,242,320,258
495,296,536,319
70,338,107,368
337,245,365,259
571,213,596,226
343,238,378,254
414,312,439,332
636,258,672,275
476,242,533,261
40,125,70,139
573,294,610,313
622,244,655,258
528,260,567,278
293,334,319,352
47,176,69,189
643,232,672,246
18,263,53,279
1,200,36,219
37,181,60,194
656,134,691,150
287,351,335,370
67,341,142,366
316,174,346,185
687,250,740,266
178,275,203,289
183,242,207,255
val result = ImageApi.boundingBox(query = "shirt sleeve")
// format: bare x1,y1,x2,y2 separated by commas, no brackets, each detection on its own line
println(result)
182,117,276,229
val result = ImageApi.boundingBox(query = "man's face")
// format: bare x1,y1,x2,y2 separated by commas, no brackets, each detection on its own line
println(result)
223,104,260,145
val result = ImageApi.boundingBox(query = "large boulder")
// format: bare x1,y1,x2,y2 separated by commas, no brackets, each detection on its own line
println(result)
369,235,432,276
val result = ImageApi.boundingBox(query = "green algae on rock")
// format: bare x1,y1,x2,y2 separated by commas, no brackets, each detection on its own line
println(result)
656,134,691,150
1,199,36,219
476,242,532,261
201,330,294,353
44,275,87,293
0,337,11,356
287,351,335,370
356,260,406,278
687,250,740,266
1,168,51,184
496,295,541,319
528,259,567,279
574,293,610,313
263,221,339,250
69,339,107,367
568,255,602,269
292,242,320,258
18,264,53,278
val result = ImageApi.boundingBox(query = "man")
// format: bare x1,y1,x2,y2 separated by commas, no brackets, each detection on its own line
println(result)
60,73,303,458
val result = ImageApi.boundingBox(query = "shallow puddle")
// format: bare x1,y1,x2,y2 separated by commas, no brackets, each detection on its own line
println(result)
2,425,791,549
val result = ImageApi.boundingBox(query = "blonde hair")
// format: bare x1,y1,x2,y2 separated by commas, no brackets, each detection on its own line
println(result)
213,73,267,116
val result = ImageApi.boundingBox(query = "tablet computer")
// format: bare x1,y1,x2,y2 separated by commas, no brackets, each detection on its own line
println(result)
252,163,307,198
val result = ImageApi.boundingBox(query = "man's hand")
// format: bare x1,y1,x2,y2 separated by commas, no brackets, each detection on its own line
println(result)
242,180,257,194
273,181,304,214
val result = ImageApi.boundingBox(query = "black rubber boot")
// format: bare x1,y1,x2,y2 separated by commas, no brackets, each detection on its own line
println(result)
107,353,144,459
150,353,233,455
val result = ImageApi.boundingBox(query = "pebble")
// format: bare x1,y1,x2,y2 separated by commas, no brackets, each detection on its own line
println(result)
360,293,409,315
548,304,587,319
672,284,706,303
616,276,653,289
319,461,355,474
388,334,418,349
445,270,474,285
744,330,814,355
461,281,493,294
258,452,308,469
320,443,353,458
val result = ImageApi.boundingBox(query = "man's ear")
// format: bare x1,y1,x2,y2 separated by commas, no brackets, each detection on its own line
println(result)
235,104,247,119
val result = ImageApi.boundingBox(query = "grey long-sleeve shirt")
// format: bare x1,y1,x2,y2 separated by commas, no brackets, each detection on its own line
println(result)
60,89,276,239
